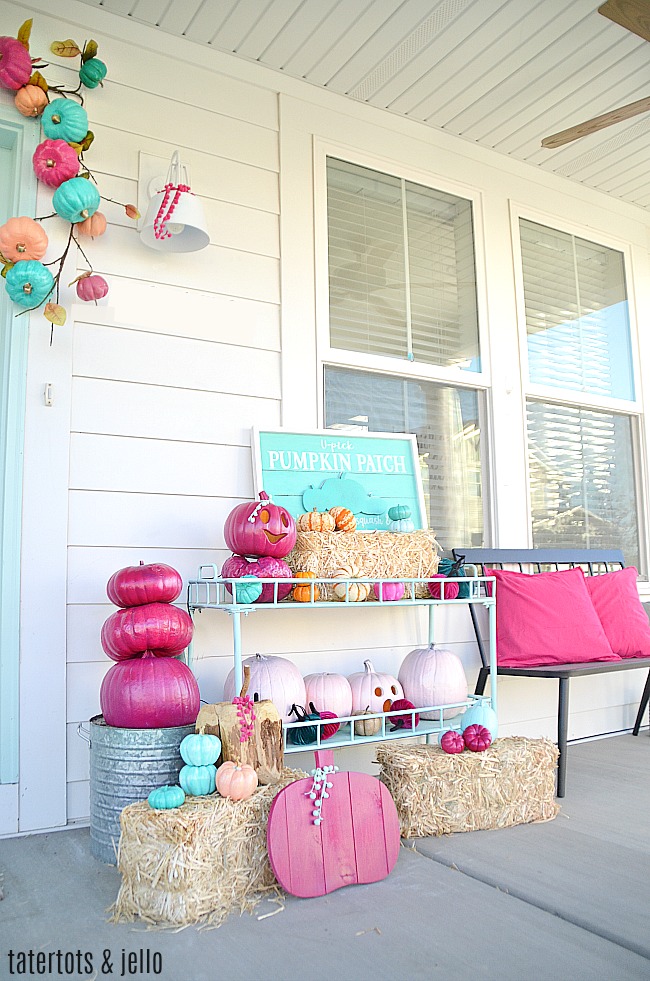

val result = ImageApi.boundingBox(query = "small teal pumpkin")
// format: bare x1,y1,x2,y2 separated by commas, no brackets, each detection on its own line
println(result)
287,703,320,745
233,575,263,605
388,516,415,532
179,763,217,796
53,177,101,224
180,731,221,766
42,98,89,143
461,701,499,739
79,58,107,89
5,260,55,307
147,784,185,809
438,556,470,599
387,505,411,521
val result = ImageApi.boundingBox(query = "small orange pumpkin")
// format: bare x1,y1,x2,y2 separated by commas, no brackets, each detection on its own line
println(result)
297,508,336,532
76,211,107,238
292,571,320,603
330,506,357,532
215,760,258,800
0,216,48,262
14,85,48,117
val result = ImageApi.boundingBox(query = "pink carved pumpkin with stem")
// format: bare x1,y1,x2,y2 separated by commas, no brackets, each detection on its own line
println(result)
100,653,200,728
223,490,296,559
221,554,293,603
348,659,403,714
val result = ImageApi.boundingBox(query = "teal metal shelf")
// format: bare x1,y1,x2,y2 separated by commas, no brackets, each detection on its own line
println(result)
187,567,497,753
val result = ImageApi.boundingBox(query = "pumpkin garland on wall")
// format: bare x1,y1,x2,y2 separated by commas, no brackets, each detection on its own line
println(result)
0,19,139,335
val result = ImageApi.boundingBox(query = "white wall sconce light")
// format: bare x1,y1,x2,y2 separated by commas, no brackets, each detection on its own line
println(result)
140,150,210,253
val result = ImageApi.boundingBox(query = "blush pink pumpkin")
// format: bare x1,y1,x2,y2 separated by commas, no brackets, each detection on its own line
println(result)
347,659,403,714
223,491,296,559
303,672,353,719
223,653,306,722
100,652,200,728
398,644,468,720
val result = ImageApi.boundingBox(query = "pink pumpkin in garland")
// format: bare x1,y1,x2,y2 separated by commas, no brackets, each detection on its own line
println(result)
0,36,33,90
100,652,200,728
101,602,193,660
223,491,296,559
221,554,293,603
107,561,183,608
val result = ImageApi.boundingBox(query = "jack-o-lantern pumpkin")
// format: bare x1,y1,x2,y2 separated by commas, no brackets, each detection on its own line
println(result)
347,659,403,714
224,491,297,558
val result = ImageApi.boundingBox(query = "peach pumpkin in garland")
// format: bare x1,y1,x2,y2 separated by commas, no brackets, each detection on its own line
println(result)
0,216,48,262
15,83,48,117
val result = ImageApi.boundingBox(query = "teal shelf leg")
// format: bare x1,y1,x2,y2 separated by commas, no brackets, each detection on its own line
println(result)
232,609,243,695
428,604,435,646
488,597,497,717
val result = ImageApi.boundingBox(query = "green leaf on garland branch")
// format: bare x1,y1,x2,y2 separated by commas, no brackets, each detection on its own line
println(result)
1,261,15,279
68,142,83,157
80,131,94,151
18,19,32,50
44,302,66,327
50,39,81,58
82,40,98,62
29,70,49,92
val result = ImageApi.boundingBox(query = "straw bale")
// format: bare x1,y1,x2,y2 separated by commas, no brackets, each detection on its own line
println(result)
110,768,306,928
376,737,560,837
287,530,440,598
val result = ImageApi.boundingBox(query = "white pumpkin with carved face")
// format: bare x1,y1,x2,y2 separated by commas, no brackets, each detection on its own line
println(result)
348,659,403,713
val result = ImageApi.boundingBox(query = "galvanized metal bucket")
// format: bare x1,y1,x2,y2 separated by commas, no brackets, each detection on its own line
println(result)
78,714,195,865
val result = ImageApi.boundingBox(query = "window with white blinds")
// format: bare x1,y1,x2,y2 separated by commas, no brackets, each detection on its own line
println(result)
327,158,480,371
325,367,485,550
519,219,641,568
520,219,634,400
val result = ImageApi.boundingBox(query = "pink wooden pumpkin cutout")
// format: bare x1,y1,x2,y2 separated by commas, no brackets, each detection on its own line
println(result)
267,749,400,898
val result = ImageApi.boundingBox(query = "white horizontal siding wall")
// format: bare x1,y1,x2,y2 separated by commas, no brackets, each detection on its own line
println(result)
3,0,650,830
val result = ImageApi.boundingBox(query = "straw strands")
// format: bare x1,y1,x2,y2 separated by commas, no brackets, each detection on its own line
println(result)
376,737,560,838
110,769,306,928
287,531,440,598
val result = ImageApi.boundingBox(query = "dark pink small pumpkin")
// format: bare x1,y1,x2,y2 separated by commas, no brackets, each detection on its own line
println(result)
388,698,419,730
76,273,109,302
440,729,465,754
32,139,79,189
427,575,460,600
0,36,33,90
308,702,340,740
223,491,297,559
463,723,492,752
107,561,183,608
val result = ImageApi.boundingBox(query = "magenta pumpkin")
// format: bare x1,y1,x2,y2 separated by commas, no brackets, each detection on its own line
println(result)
373,581,405,602
221,554,293,603
0,36,33,90
388,698,419,730
32,139,79,189
313,707,340,740
100,652,200,728
76,274,109,302
101,602,194,661
463,724,492,753
427,575,461,600
107,561,183,608
440,730,465,754
223,491,297,559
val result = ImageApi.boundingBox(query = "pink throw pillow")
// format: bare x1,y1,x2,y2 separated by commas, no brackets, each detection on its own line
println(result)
584,566,650,659
487,566,620,668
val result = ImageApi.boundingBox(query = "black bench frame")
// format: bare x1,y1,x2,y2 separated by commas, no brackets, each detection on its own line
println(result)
452,547,650,798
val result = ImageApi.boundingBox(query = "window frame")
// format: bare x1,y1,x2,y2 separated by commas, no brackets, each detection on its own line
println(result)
510,203,648,573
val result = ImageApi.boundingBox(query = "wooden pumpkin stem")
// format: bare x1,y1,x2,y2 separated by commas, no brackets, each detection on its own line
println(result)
239,664,251,699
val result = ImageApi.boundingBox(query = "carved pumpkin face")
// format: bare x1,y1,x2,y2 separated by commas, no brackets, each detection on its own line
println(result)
224,491,297,558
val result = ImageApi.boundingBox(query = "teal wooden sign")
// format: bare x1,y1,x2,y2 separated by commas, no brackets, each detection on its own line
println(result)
252,428,426,531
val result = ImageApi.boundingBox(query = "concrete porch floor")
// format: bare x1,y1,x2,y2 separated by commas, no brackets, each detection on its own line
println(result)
1,732,649,981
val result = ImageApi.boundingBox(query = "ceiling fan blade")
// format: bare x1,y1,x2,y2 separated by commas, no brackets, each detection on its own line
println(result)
541,95,650,148
598,0,650,43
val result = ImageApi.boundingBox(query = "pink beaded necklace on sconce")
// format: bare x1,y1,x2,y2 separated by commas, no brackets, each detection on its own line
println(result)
153,181,193,242
140,148,210,253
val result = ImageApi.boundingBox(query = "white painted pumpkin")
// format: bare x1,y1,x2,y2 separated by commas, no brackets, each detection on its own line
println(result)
398,645,468,720
347,659,403,714
304,672,353,718
223,653,306,722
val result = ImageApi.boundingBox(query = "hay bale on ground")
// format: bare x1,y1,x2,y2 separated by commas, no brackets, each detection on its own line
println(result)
376,737,560,838
110,769,305,927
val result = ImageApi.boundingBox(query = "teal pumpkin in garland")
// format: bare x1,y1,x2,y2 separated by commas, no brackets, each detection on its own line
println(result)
53,177,101,224
79,58,107,89
41,98,89,143
5,260,55,307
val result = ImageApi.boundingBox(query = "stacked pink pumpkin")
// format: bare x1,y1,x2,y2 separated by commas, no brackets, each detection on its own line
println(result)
100,562,200,729
221,491,298,603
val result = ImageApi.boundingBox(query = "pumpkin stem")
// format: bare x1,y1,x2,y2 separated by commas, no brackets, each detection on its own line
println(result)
239,664,251,699
363,659,375,672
